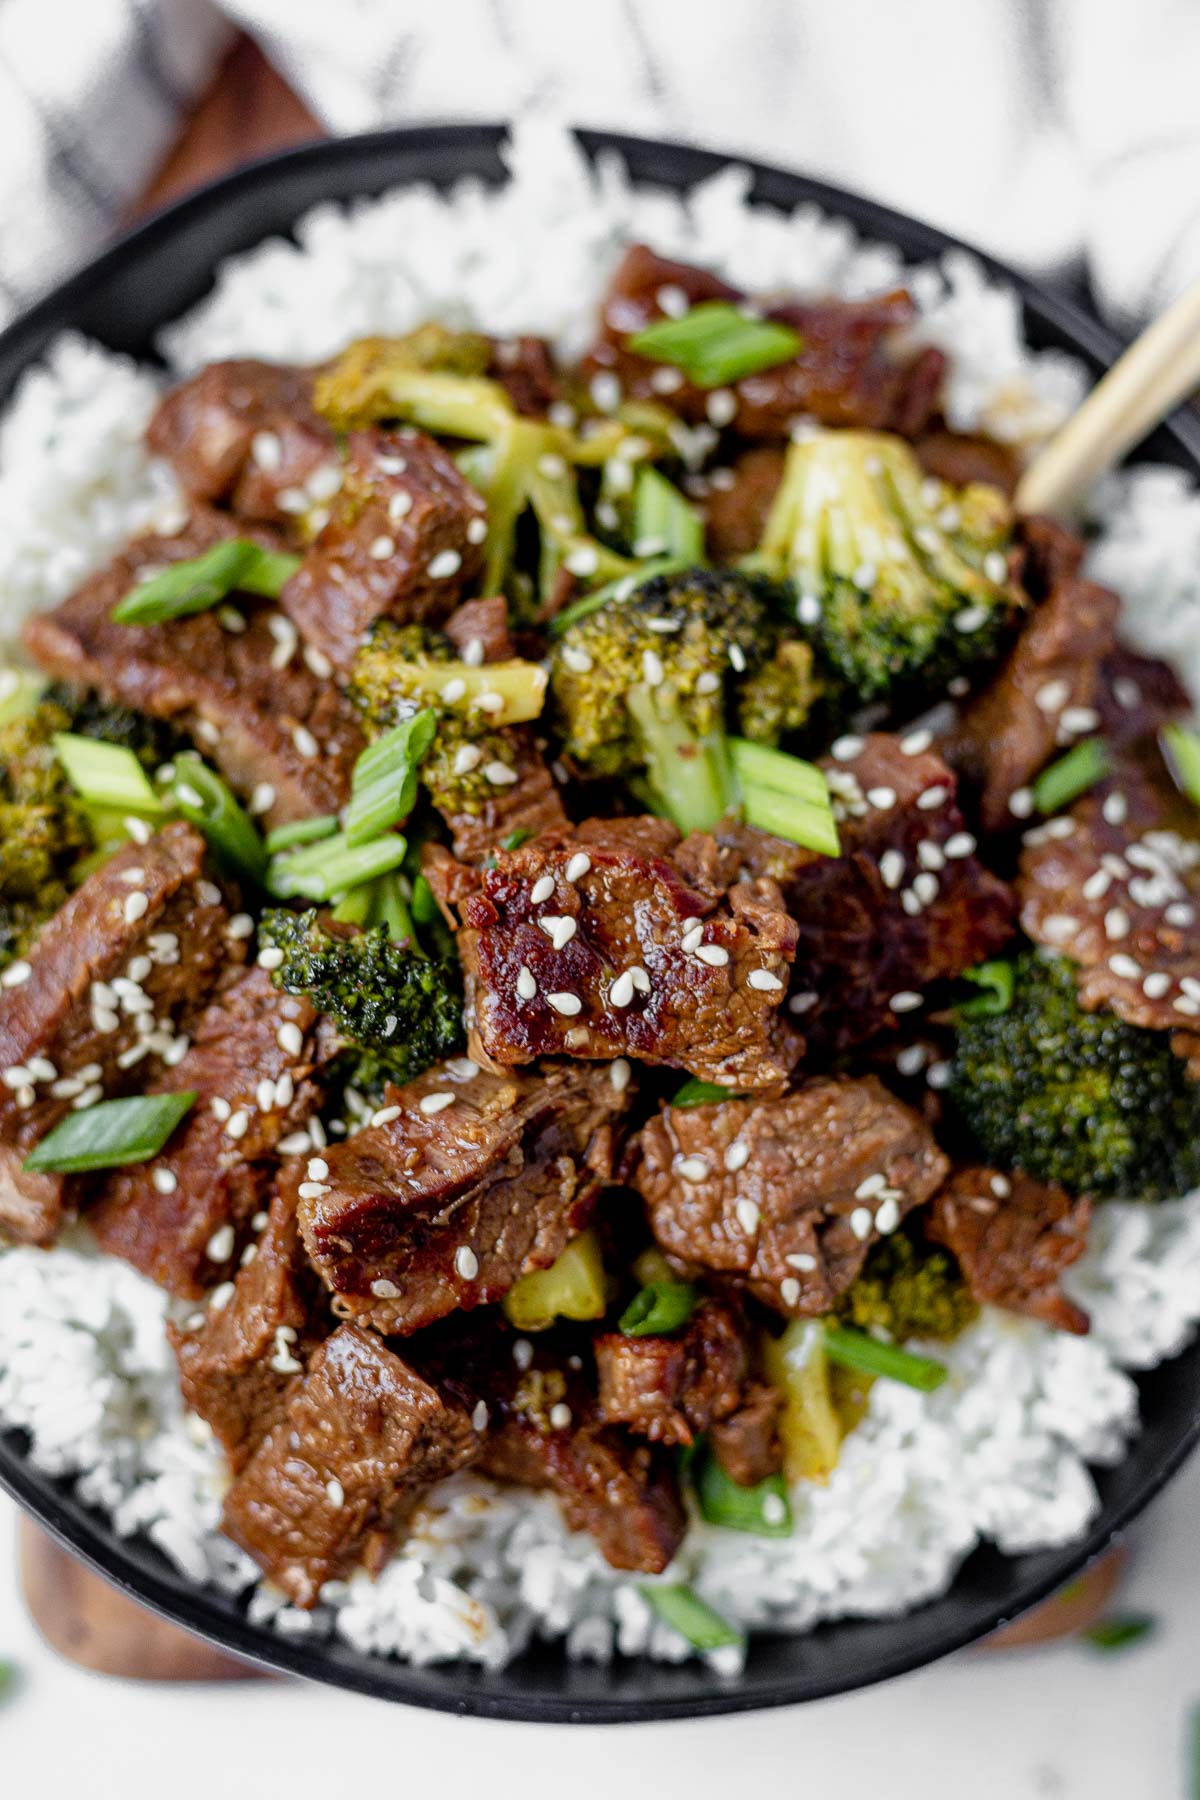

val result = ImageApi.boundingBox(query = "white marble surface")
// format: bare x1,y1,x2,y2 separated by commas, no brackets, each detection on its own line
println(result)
3,1453,1198,1800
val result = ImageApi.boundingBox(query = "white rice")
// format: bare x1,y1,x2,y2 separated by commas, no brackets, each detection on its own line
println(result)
1,120,1199,1673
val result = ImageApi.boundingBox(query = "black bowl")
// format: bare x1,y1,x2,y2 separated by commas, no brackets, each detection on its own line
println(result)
2,125,1199,1723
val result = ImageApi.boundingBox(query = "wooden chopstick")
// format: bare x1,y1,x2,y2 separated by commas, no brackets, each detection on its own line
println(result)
1015,276,1200,517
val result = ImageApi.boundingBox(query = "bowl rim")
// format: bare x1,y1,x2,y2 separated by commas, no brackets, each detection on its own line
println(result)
2,121,1200,1723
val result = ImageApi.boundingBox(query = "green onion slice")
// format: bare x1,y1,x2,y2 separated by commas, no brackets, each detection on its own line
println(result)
264,814,339,854
54,734,165,815
692,1448,793,1539
268,829,408,902
410,873,439,927
499,828,535,852
822,1322,948,1393
633,465,705,562
549,555,692,635
1082,1613,1156,1653
729,737,840,858
619,1280,699,1338
171,758,268,887
671,1078,737,1108
344,709,438,847
628,301,801,390
112,540,300,625
958,959,1014,1018
638,1583,744,1653
1162,723,1200,806
1032,738,1109,814
24,1091,198,1174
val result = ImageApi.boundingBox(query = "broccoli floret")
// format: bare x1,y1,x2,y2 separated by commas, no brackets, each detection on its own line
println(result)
838,1227,978,1343
350,619,547,822
0,702,96,964
313,326,497,432
549,567,819,832
950,951,1200,1203
259,905,464,1095
758,429,1020,708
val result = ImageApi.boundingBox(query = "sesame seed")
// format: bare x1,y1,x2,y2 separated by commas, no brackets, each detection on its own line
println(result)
913,872,939,905
954,605,989,633
125,815,152,845
695,944,729,967
728,644,747,674
377,454,407,475
483,760,518,785
1034,678,1070,714
1143,972,1171,999
1104,907,1130,940
540,915,577,950
609,970,635,1008
152,1167,178,1195
748,969,783,992
546,992,583,1016
724,1140,750,1172
419,1091,456,1115
900,729,933,756
548,1402,573,1431
867,787,896,809
466,517,488,546
890,991,923,1012
455,1245,479,1279
1010,787,1035,819
735,1198,760,1234
779,1278,801,1309
831,735,863,762
428,549,462,580
292,724,319,758
610,1058,632,1093
565,545,599,578
307,1157,329,1181
2,961,31,988
277,1021,303,1057
788,990,818,1015
123,891,149,924
875,1198,901,1234
1061,705,1100,736
517,966,538,1000
565,852,591,883
512,1337,534,1370
531,875,556,904
785,1252,817,1272
472,1401,489,1432
258,946,285,971
879,849,905,889
916,785,948,811
227,914,254,942
1108,954,1141,979
249,782,276,817
706,388,737,427
257,1078,277,1112
641,648,665,686
560,644,593,675
325,1478,345,1509
984,550,1009,583
1102,793,1129,827
250,430,283,471
677,1156,709,1182
206,1224,235,1262
896,1044,928,1076
681,924,704,953
371,1278,400,1299
943,832,976,859
225,1111,250,1141
440,677,468,704
849,1207,874,1241
1167,902,1195,926
387,489,414,524
371,1105,402,1127
368,535,395,560
209,1282,235,1312
856,1173,886,1199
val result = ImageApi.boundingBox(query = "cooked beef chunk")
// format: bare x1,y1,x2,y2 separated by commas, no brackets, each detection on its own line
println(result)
487,335,563,417
723,733,1014,1058
146,360,335,527
437,727,569,865
0,824,236,1245
928,1167,1091,1334
23,511,363,829
279,427,488,668
89,968,335,1296
1019,759,1200,1034
431,817,802,1088
703,447,785,562
470,1336,686,1574
582,246,944,440
298,1058,632,1335
913,430,1020,497
636,1077,949,1316
594,1297,750,1446
1096,646,1190,749
170,1181,326,1470
709,1382,783,1487
222,1322,478,1607
443,593,514,664
951,565,1118,832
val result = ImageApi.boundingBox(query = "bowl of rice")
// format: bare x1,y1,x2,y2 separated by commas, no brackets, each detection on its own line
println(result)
2,122,1200,1722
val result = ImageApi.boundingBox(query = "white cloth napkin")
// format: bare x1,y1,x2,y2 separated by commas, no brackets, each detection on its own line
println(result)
1,0,1199,332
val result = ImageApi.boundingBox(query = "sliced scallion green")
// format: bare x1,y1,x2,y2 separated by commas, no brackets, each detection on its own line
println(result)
268,830,408,902
264,814,339,854
633,465,705,562
1032,738,1109,814
628,301,801,390
619,1280,699,1338
24,1092,198,1174
692,1448,794,1539
53,734,165,815
671,1078,737,1107
823,1322,948,1393
958,959,1014,1018
344,709,438,847
112,539,298,626
411,873,439,927
1162,723,1200,806
729,736,840,857
171,758,268,887
638,1583,744,1653
499,828,535,852
1083,1613,1156,1653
